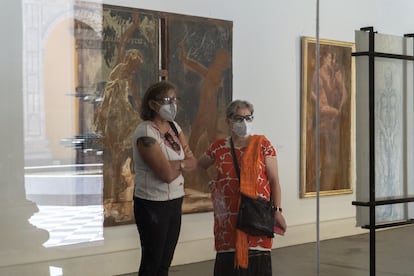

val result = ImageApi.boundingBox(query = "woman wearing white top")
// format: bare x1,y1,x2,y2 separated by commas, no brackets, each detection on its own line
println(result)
132,80,197,276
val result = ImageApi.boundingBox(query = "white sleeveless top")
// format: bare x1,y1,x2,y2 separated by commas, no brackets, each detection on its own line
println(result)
132,121,185,201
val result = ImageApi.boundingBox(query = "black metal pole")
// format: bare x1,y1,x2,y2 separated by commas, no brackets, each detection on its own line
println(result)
360,25,376,276
367,26,376,276
403,33,414,220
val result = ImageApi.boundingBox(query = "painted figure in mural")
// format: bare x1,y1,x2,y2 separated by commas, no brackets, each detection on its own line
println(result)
376,68,402,221
309,48,348,191
109,11,142,109
96,48,143,130
198,100,286,275
95,8,158,225
132,80,197,275
94,48,143,224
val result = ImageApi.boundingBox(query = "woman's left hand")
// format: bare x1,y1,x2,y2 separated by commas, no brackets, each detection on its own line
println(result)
275,211,287,233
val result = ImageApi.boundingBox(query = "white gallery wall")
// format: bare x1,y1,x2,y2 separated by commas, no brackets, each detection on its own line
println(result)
2,0,414,275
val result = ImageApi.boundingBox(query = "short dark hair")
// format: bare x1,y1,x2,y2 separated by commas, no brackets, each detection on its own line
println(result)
140,80,176,120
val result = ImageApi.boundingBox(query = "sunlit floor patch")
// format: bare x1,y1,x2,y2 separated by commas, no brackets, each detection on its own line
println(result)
29,205,103,247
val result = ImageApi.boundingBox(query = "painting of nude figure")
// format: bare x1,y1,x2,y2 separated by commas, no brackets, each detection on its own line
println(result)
300,37,355,197
75,3,232,225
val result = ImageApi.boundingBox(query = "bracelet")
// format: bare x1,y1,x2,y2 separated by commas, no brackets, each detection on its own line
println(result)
275,206,283,212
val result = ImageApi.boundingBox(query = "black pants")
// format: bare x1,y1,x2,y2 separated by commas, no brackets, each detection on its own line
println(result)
214,250,272,276
134,197,183,276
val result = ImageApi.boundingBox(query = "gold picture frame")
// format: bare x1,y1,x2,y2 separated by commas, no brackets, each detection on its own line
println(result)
300,36,355,198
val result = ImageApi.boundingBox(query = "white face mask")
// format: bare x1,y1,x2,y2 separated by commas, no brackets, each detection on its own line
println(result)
232,120,253,137
158,103,177,121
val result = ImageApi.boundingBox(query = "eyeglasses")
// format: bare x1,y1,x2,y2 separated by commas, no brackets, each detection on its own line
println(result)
164,132,180,151
156,97,179,105
231,114,254,123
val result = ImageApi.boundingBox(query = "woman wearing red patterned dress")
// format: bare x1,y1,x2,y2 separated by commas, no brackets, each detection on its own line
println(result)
198,99,286,276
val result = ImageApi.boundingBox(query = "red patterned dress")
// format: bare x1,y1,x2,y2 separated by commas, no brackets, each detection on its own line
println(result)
205,136,277,252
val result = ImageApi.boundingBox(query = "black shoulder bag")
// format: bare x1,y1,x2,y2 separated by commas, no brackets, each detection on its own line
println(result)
230,137,275,238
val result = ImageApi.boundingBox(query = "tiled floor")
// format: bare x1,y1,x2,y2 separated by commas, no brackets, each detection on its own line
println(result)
28,205,103,247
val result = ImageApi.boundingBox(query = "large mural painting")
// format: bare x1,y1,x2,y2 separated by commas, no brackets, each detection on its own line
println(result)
75,3,232,226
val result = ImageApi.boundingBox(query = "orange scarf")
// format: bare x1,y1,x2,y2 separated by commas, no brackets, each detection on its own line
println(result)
234,135,264,269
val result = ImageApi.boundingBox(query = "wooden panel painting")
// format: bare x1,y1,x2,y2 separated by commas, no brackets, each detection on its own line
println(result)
96,5,158,226
166,14,233,213
75,3,232,225
300,37,355,197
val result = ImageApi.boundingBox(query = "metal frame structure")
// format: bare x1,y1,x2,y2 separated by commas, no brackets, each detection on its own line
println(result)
352,26,414,276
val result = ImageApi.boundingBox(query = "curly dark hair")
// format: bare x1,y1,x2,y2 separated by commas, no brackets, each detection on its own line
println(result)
140,80,176,120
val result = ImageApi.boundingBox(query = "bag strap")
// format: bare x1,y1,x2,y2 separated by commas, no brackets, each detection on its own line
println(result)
168,121,179,137
229,137,241,180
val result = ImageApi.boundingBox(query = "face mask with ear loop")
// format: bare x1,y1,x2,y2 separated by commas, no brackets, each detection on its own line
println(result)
157,103,177,121
232,120,253,137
